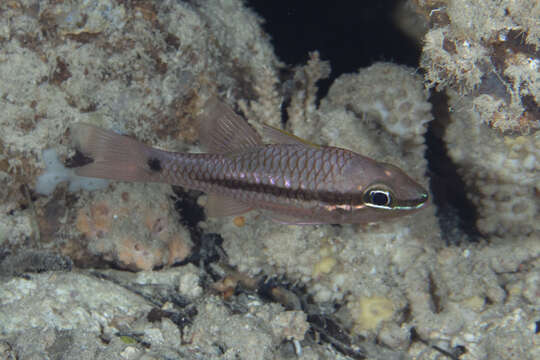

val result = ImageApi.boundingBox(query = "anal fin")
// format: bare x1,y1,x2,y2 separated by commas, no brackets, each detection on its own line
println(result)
205,193,252,217
265,211,324,225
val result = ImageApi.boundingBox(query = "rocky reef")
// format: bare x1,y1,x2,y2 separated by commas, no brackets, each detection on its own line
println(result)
416,0,539,242
0,1,538,359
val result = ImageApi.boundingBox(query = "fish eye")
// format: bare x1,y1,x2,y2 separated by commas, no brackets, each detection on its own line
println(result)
363,187,392,208
371,190,390,206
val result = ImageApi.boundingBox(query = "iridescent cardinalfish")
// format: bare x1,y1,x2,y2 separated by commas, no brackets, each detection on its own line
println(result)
71,97,428,224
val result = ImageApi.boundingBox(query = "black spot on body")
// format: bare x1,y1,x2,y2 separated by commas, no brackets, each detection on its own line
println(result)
147,157,162,172
65,150,94,168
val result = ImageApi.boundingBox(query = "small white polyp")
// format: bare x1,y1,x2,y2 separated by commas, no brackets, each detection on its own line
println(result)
36,148,109,195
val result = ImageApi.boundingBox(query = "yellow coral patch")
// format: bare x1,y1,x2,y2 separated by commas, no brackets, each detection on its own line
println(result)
312,256,337,278
349,296,394,332
462,295,485,312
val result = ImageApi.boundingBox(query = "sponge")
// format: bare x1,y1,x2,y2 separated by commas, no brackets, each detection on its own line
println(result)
36,148,109,195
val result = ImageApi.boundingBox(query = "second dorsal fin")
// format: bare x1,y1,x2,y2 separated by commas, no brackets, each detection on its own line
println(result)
197,97,263,153
262,124,321,148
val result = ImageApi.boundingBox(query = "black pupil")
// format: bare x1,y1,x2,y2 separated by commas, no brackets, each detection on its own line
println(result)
370,191,389,206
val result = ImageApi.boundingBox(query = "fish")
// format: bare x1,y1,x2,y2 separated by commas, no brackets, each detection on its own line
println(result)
70,97,428,224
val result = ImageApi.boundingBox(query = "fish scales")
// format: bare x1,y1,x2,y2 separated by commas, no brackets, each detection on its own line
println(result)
70,97,428,224
157,145,348,208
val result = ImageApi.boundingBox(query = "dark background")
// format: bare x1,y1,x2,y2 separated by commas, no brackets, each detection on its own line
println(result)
247,0,420,95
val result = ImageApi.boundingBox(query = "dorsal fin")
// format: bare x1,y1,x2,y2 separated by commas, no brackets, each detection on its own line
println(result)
198,97,262,153
262,124,321,148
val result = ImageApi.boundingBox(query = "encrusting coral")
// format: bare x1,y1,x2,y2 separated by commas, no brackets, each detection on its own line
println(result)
415,0,540,238
418,0,539,133
74,183,192,271
0,0,281,264
1,0,539,359
444,90,539,237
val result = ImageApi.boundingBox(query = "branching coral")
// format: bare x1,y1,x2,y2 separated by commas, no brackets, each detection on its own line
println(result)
286,51,331,126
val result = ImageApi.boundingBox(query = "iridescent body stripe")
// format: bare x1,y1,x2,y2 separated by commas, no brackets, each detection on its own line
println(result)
71,97,428,224
156,144,352,214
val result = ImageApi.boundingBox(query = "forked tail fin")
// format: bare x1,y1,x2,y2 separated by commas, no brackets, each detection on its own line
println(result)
71,123,163,182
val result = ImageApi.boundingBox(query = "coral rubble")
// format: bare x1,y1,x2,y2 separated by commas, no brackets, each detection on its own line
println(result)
0,0,538,359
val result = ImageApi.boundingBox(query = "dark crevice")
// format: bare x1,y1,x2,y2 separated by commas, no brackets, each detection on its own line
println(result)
410,328,467,359
280,96,290,127
277,66,295,127
427,271,442,313
425,91,482,245
307,314,367,360
170,186,225,277
147,307,198,329
0,250,73,277
243,276,368,359
521,94,540,123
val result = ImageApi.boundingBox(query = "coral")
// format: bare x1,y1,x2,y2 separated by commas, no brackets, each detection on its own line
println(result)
347,296,395,333
285,51,331,131
312,255,337,279
403,239,539,359
1,0,538,358
270,311,309,341
72,183,192,271
0,272,153,334
393,0,430,43
318,62,432,175
185,297,292,359
238,64,283,128
418,0,540,132
206,51,538,358
445,90,539,236
0,203,34,246
0,0,281,251
207,60,440,349
285,62,432,189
